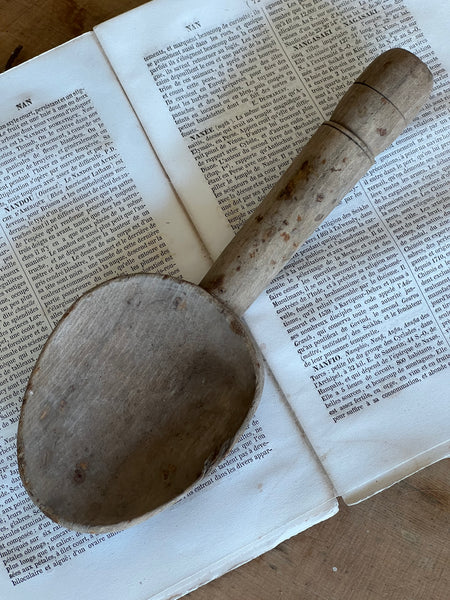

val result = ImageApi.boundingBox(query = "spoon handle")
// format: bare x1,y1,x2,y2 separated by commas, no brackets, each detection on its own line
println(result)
200,48,432,316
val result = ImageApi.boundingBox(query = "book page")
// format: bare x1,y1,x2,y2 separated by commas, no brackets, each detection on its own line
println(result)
96,0,449,502
0,32,336,599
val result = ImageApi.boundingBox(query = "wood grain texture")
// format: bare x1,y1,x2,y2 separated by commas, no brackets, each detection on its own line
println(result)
3,1,449,598
0,1,144,69
185,459,449,600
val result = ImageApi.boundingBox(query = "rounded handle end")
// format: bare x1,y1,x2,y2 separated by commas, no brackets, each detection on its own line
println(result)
357,48,433,123
331,48,433,157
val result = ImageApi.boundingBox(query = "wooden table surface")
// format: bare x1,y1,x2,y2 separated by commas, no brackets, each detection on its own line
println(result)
1,1,448,598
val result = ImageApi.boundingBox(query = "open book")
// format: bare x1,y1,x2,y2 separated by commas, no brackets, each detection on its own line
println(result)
0,0,448,597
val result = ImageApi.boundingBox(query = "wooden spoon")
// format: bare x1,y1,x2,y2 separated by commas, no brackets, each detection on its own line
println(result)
17,49,432,532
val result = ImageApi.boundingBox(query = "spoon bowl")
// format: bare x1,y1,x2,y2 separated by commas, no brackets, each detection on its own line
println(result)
18,274,262,531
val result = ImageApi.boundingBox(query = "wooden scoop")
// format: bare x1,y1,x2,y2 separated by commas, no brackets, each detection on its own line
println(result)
17,49,432,532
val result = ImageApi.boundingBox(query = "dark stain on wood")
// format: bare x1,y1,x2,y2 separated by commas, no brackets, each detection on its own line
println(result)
278,160,312,201
206,274,225,294
173,296,187,310
230,318,245,337
73,463,87,484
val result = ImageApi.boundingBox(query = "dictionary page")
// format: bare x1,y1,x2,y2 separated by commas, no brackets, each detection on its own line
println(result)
96,0,449,503
0,32,336,599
